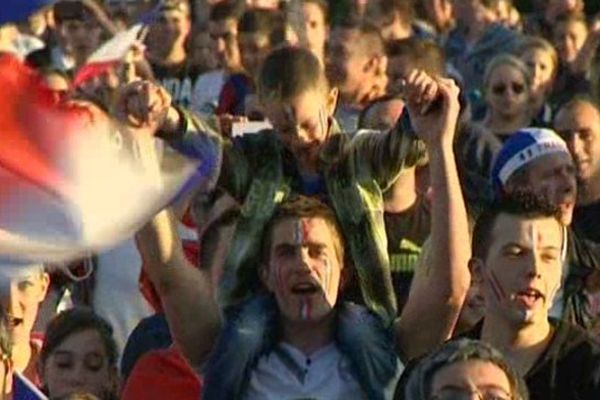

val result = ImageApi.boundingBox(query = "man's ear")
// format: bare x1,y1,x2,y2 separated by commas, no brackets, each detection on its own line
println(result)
469,258,485,285
326,87,339,118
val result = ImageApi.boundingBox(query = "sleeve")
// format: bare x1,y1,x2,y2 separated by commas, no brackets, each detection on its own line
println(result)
348,110,424,191
164,107,251,200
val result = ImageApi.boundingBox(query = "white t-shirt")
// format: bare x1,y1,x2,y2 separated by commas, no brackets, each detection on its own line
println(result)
244,342,366,400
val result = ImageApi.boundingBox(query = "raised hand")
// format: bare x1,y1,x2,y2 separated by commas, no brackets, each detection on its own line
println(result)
114,80,180,135
402,70,461,148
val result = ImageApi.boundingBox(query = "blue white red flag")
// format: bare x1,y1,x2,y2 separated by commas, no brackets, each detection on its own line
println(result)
0,54,215,264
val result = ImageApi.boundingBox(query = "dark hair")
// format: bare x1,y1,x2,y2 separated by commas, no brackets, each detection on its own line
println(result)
53,1,95,25
257,46,328,102
209,0,244,22
40,308,118,369
386,37,446,76
238,8,280,36
365,0,416,26
472,192,561,260
334,20,385,58
404,338,529,400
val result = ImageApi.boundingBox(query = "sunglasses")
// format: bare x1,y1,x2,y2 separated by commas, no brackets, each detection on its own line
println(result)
491,82,526,96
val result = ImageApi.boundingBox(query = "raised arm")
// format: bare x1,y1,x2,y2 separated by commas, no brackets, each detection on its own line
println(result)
394,71,471,361
135,209,222,368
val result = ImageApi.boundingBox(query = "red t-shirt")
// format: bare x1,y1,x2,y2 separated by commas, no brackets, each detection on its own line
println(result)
121,347,201,400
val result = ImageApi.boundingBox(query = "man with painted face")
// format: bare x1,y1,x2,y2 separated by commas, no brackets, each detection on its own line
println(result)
134,46,470,398
465,194,600,400
126,46,469,342
491,127,600,336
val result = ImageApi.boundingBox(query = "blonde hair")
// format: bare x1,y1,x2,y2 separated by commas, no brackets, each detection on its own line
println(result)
515,36,559,78
482,53,533,95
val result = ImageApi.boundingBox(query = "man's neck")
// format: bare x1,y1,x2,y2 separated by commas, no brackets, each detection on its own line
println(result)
481,313,553,375
281,314,336,356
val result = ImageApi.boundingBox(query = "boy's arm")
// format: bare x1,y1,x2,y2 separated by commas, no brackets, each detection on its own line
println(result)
115,80,249,198
394,72,471,361
135,209,222,369
347,113,424,190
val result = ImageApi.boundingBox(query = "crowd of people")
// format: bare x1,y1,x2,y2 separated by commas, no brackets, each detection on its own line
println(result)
2,0,600,398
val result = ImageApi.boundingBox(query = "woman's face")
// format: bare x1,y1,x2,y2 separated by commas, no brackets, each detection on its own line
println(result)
485,64,530,120
42,329,115,399
521,48,556,98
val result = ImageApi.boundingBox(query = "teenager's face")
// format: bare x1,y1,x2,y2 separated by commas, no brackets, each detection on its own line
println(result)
0,270,49,345
238,32,270,78
475,214,563,328
43,329,115,399
555,101,600,187
303,2,328,58
263,217,345,324
147,9,191,54
208,18,240,71
430,360,513,400
507,153,577,225
262,88,337,167
191,32,219,71
520,48,556,98
553,20,587,65
485,64,529,120
57,19,102,60
326,28,372,99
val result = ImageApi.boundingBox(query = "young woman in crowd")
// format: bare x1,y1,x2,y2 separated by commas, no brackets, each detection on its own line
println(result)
515,36,559,126
481,54,534,141
39,308,119,400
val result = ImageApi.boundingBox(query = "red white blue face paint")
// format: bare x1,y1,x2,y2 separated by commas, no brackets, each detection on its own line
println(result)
488,269,507,305
300,298,311,320
293,220,305,246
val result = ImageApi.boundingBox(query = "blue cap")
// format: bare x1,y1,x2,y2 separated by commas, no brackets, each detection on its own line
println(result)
491,128,570,195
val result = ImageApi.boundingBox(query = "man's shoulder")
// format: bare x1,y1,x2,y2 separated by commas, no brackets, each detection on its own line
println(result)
527,321,600,399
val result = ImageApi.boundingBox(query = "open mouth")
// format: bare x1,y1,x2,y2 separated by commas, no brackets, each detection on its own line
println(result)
291,282,320,295
514,288,543,307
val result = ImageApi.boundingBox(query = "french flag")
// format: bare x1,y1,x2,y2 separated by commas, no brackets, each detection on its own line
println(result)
12,371,48,400
73,23,144,87
0,54,216,264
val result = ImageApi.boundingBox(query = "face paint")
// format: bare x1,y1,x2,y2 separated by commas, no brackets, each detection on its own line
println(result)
300,298,311,320
293,220,304,246
321,256,331,297
318,107,328,140
488,269,508,305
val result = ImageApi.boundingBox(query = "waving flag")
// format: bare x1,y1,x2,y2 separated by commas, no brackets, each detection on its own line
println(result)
0,0,55,25
73,23,144,87
12,371,48,400
0,54,215,263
